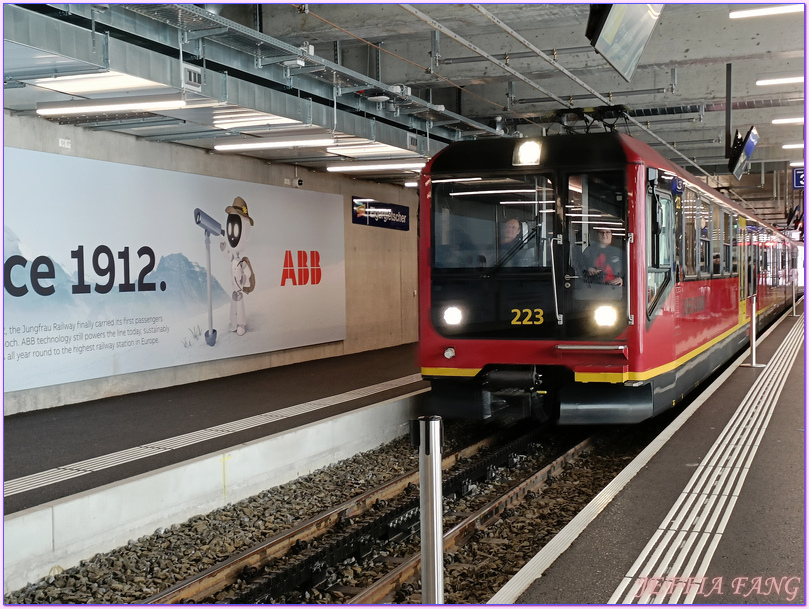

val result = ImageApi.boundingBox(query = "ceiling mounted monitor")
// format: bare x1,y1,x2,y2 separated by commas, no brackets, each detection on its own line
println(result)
586,4,664,82
728,126,760,180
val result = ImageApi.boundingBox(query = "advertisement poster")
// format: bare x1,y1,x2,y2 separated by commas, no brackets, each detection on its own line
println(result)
3,147,346,392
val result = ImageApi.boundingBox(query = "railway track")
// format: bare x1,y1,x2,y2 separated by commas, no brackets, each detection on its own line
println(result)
145,425,589,604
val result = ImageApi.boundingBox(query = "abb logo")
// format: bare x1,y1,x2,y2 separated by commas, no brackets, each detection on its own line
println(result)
281,250,322,286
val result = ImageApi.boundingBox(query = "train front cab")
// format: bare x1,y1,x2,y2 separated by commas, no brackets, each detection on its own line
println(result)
419,134,639,424
419,134,800,426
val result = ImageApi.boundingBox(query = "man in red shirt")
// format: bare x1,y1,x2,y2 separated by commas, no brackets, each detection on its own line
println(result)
582,228,624,286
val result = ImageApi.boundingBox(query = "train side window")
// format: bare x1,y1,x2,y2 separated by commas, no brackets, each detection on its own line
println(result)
698,197,711,276
712,202,723,276
739,219,747,299
682,188,698,278
748,224,758,296
724,212,734,274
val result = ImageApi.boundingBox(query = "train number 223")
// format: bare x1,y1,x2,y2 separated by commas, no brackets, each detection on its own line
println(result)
511,308,544,325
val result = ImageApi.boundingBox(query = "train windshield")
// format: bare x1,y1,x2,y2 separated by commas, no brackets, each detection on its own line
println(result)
430,169,628,340
432,174,556,271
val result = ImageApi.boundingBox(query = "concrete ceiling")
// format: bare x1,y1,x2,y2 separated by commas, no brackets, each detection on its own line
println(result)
3,3,805,225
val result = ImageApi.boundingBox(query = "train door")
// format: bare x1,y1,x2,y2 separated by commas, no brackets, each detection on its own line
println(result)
672,178,685,338
645,175,675,321
746,221,760,323
561,170,629,340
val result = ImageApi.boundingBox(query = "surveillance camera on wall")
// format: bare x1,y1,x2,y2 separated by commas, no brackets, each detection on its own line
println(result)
294,178,304,188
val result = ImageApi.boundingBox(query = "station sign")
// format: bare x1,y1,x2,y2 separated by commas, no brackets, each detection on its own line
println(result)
352,196,410,231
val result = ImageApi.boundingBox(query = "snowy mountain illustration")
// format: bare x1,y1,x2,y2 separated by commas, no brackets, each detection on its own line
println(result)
3,225,81,310
150,252,229,316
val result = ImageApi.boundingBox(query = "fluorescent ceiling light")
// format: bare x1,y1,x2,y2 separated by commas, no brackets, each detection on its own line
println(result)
782,143,805,149
213,117,300,129
36,94,186,116
449,189,536,196
756,75,804,86
772,117,805,124
26,71,163,95
431,177,482,183
214,138,335,151
404,182,418,188
790,161,804,167
499,200,555,205
729,5,803,18
327,162,425,172
327,142,416,158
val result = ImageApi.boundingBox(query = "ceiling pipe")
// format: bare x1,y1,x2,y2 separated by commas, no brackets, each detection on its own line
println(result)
163,5,500,137
441,46,594,65
518,87,668,105
398,4,575,110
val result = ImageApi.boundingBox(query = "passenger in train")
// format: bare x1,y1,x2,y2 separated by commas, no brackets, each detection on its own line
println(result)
582,228,624,285
499,218,533,267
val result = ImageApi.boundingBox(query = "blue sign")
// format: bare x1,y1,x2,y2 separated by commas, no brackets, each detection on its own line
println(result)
793,168,804,189
351,197,410,231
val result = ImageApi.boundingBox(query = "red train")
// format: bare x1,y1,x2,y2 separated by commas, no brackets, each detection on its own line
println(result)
418,132,800,424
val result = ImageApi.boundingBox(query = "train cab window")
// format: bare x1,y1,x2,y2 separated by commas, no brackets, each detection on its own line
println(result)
566,172,626,302
431,174,556,270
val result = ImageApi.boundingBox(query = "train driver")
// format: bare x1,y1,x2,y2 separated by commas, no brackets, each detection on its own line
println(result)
499,217,534,267
582,228,624,286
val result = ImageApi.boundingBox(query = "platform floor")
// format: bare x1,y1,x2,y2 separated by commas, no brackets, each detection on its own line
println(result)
491,304,805,605
3,343,426,515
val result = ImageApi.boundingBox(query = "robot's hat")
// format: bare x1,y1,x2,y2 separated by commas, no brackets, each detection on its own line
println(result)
225,196,254,226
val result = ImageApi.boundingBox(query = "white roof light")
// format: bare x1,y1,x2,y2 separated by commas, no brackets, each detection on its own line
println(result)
214,138,336,151
36,94,186,116
327,162,426,172
756,75,804,86
729,5,803,18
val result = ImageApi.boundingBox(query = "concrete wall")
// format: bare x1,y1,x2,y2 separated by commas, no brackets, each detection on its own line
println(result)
3,111,419,415
3,391,426,593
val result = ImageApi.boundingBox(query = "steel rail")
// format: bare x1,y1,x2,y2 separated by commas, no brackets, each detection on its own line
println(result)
144,430,512,603
348,436,594,604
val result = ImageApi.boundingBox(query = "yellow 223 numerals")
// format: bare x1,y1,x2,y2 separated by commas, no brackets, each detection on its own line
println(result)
510,308,544,325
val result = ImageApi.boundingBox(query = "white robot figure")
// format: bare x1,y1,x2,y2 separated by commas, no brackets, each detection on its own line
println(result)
220,196,255,335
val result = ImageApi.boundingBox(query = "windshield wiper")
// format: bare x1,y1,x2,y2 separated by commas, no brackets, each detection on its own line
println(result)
481,226,538,277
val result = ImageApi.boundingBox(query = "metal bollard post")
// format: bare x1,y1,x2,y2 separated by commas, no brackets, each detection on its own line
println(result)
742,294,765,368
418,416,444,604
792,280,797,316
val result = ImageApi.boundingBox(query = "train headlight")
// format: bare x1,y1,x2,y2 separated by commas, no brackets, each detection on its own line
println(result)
513,140,542,166
594,305,618,327
443,306,463,325
444,347,456,359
